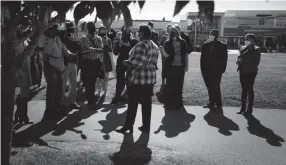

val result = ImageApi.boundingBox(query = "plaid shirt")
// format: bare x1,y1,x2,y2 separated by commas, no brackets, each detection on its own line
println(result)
79,33,103,60
126,40,159,85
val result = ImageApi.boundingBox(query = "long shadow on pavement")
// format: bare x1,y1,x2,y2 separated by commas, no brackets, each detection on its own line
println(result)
52,105,101,139
204,108,240,136
245,115,285,146
12,120,59,149
96,104,127,140
110,133,152,165
154,106,196,138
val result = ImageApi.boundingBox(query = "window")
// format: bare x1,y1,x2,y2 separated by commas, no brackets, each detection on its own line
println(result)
259,19,265,25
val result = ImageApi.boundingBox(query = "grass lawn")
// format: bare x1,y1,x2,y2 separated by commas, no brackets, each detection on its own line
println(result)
31,51,286,109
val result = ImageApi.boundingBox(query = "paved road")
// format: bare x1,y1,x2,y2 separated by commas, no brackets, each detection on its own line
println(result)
11,101,286,165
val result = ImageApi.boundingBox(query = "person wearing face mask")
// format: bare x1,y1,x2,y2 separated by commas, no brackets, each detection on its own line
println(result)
236,33,261,116
110,26,138,105
95,26,116,101
159,26,189,109
79,22,104,108
59,21,82,110
116,24,159,134
37,24,77,121
159,24,172,89
200,29,228,110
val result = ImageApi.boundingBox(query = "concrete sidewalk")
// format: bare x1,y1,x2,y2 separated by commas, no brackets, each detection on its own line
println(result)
11,100,286,165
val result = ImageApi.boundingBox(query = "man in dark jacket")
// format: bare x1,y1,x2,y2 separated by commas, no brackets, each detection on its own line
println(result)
236,33,261,116
111,27,138,105
201,29,228,109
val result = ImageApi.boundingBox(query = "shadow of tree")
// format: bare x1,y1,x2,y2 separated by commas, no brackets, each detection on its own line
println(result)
52,105,101,139
204,108,239,136
154,107,196,138
97,104,127,140
245,115,285,146
110,133,152,165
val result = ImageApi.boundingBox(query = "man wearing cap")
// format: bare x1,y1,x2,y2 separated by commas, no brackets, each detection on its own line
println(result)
37,24,77,121
201,29,228,109
60,21,82,110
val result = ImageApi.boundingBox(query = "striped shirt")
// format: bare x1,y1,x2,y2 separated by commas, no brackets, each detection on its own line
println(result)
79,33,103,60
126,40,159,85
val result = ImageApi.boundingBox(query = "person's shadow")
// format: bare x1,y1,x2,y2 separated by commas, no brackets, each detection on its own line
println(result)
109,133,152,165
245,115,285,146
204,108,239,136
52,105,101,139
12,120,59,149
96,104,127,140
154,107,196,138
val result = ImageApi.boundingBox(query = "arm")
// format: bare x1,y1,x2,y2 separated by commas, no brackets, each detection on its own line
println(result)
113,40,120,56
79,37,102,59
254,48,261,66
200,43,206,72
221,44,228,73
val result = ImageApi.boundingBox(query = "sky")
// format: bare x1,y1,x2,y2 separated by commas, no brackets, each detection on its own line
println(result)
66,0,286,22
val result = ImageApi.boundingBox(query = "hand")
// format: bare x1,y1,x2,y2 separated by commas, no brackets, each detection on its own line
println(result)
99,57,104,63
123,60,130,67
185,66,189,72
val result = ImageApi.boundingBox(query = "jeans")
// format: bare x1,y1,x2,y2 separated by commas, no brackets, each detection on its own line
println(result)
164,66,185,107
114,65,127,100
63,62,77,106
124,84,154,129
44,62,64,117
81,59,101,104
202,71,223,106
240,72,257,103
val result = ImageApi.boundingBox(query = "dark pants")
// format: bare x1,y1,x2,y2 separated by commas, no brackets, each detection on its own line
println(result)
164,66,185,107
124,84,154,129
202,71,223,106
81,59,100,104
240,72,257,105
43,63,64,117
114,65,127,100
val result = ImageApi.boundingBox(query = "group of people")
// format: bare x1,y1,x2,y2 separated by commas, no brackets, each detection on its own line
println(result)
13,20,261,134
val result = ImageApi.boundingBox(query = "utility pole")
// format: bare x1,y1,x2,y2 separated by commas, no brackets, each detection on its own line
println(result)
194,17,197,51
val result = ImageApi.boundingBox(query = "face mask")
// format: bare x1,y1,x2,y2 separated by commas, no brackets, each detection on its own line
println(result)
98,33,105,37
245,41,251,46
170,31,176,38
209,35,215,41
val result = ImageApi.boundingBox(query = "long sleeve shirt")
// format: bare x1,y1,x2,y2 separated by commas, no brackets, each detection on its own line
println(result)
38,34,75,72
79,33,103,60
126,40,159,85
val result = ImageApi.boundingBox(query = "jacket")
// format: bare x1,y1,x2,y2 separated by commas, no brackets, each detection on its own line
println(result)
200,40,228,73
238,45,261,73
164,39,188,68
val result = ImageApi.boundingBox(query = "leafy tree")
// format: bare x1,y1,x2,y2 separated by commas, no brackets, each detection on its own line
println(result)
1,1,214,164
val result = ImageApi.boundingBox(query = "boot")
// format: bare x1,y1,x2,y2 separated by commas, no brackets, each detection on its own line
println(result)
237,99,247,114
245,99,253,116
13,95,21,125
21,97,33,124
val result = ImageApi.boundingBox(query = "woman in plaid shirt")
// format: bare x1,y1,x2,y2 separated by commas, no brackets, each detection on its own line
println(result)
116,25,159,133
